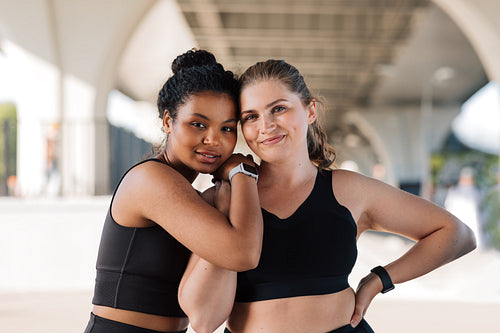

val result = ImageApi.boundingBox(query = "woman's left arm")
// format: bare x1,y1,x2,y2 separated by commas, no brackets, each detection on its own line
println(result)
178,180,238,333
332,170,477,327
178,254,236,333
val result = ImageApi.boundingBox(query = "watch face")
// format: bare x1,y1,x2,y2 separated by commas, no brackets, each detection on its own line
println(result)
242,163,258,175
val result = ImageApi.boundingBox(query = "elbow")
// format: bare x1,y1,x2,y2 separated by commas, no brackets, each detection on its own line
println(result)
188,316,220,333
229,245,261,272
451,220,477,259
220,234,262,271
238,240,262,271
462,224,477,254
179,301,220,333
237,251,260,271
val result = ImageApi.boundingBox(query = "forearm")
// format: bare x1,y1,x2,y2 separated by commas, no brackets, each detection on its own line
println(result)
349,173,477,327
228,174,263,266
179,255,236,333
352,218,476,328
379,218,476,287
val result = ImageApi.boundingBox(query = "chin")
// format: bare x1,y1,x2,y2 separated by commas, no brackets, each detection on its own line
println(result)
261,152,286,164
197,164,219,174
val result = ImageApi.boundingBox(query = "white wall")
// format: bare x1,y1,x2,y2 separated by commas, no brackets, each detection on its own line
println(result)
0,197,109,291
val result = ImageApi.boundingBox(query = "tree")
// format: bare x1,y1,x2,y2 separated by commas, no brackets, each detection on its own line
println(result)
0,102,17,196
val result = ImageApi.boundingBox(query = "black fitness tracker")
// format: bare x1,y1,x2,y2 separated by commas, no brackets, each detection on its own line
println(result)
228,163,258,183
370,265,395,294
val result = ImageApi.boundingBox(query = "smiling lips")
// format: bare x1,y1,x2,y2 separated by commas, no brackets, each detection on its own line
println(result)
197,151,221,163
261,135,285,145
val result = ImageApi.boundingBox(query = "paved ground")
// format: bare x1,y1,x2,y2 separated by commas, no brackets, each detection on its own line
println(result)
3,242,499,333
1,197,499,332
0,290,498,333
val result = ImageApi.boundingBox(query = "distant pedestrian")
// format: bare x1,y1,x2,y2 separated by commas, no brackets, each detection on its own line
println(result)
445,167,482,247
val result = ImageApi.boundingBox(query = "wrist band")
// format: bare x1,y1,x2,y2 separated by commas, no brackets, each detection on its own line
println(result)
370,266,394,294
228,163,258,184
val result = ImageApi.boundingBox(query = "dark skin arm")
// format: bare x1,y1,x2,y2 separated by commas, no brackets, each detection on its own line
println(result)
112,154,263,271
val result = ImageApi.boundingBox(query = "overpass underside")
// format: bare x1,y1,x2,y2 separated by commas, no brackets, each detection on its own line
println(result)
0,0,497,196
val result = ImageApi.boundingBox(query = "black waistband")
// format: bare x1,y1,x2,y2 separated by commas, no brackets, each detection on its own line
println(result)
87,313,187,333
224,318,373,333
92,270,186,317
235,275,349,302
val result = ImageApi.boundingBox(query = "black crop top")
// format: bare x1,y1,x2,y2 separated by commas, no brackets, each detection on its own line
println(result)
235,169,357,302
92,159,191,317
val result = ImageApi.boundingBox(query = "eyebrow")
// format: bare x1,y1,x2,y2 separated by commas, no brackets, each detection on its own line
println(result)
192,113,237,123
242,98,288,114
266,98,288,108
192,113,209,120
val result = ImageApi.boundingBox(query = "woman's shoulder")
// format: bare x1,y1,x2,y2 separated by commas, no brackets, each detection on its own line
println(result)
329,169,379,219
129,158,178,178
112,159,199,226
119,158,164,179
330,168,367,186
119,159,193,197
331,168,394,198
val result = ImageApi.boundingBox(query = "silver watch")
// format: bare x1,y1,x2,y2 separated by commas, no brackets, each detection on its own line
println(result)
228,163,258,183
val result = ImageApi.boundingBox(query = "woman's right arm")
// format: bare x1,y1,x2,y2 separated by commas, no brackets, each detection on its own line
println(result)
116,154,263,271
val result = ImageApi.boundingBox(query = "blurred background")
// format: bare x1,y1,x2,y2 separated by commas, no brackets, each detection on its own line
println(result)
1,0,499,332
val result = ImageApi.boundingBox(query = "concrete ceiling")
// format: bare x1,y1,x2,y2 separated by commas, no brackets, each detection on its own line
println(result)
114,0,488,164
371,3,487,107
174,0,487,121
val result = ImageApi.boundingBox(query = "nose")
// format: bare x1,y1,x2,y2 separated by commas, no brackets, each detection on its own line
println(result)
260,114,276,133
203,128,221,146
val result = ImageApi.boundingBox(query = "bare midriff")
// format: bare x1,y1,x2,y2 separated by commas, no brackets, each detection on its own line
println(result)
92,305,189,332
227,287,356,333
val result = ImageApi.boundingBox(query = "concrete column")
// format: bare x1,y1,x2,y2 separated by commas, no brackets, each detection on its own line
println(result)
54,0,156,196
342,111,397,186
355,106,460,187
59,75,96,196
0,0,61,197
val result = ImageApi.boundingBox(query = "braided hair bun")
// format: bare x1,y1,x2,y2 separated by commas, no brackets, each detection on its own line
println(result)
171,49,219,74
157,49,239,122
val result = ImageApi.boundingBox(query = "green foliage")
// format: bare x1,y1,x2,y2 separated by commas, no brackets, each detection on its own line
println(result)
481,187,500,249
0,103,17,196
0,103,17,120
431,151,498,190
432,135,500,250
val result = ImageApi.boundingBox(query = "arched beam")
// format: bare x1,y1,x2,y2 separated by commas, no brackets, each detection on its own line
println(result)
433,0,500,82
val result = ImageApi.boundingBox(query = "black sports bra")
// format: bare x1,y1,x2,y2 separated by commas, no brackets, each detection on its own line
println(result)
235,169,358,302
92,159,191,317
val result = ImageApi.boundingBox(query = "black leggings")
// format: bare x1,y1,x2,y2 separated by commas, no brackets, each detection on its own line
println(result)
224,318,374,333
84,313,188,333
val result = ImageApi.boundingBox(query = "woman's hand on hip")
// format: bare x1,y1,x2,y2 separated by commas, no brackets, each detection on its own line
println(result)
350,272,382,327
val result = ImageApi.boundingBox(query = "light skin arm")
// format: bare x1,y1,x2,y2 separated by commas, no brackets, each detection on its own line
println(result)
178,181,238,333
112,154,263,271
179,254,236,333
331,170,476,327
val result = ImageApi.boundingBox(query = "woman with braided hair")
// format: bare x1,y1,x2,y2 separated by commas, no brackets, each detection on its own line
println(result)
84,49,263,333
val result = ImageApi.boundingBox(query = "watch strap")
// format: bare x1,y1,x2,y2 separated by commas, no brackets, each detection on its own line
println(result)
370,266,394,294
228,163,258,184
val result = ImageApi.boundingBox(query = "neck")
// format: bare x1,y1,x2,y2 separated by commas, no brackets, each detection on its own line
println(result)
159,148,199,184
258,155,317,187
